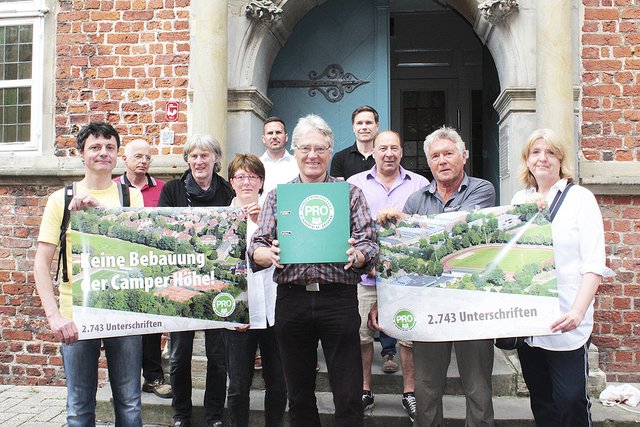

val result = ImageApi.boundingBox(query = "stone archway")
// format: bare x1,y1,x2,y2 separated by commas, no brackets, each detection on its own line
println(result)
227,0,548,202
232,0,527,98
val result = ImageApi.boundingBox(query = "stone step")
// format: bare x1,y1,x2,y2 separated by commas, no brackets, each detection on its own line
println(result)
167,338,606,397
96,335,613,426
96,387,640,427
179,340,521,397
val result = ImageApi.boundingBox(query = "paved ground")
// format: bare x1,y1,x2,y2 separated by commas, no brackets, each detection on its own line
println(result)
0,384,170,427
0,385,68,427
2,383,639,426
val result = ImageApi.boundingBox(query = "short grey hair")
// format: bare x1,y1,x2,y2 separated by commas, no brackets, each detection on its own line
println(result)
292,114,334,150
423,126,466,158
183,134,222,173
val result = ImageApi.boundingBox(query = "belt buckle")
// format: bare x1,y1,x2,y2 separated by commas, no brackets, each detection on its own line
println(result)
305,282,320,292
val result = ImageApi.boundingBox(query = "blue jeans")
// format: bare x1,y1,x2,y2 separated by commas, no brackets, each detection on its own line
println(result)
170,329,227,424
224,327,287,427
61,335,142,427
379,332,397,357
274,283,363,427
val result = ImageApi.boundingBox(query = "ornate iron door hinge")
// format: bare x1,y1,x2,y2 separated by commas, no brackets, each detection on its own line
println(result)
269,64,370,103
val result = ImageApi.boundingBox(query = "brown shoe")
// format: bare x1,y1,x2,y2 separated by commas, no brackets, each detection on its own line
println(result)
382,354,399,373
143,378,173,398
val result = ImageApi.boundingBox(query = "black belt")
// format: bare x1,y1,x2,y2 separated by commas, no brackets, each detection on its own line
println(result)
279,282,349,292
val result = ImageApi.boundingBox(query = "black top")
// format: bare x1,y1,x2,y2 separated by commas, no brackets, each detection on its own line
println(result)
329,142,376,180
158,169,234,208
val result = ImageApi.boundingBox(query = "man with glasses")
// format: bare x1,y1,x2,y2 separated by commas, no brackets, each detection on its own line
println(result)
116,139,165,208
347,130,429,422
249,114,379,427
114,138,171,399
259,116,299,205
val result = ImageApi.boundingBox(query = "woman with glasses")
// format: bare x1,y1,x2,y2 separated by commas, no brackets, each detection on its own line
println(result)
224,154,287,427
158,134,234,427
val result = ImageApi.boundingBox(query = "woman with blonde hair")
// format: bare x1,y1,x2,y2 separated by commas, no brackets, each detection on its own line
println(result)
511,128,611,427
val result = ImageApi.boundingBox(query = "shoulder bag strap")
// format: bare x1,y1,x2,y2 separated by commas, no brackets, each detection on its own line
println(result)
548,182,574,223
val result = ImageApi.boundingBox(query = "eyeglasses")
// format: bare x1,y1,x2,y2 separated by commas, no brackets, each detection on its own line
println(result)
133,154,152,162
231,174,261,184
295,145,330,155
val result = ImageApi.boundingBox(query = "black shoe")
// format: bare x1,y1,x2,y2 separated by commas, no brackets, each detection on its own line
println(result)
207,421,223,427
402,392,416,422
362,390,375,411
173,420,190,427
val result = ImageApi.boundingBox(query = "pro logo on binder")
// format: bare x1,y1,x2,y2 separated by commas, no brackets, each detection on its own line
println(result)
299,195,335,230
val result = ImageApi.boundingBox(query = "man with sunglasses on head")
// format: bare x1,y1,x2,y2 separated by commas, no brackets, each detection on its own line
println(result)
347,130,429,422
114,139,172,400
249,114,379,427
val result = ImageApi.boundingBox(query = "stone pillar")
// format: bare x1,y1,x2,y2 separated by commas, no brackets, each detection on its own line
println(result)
190,1,228,162
536,0,574,152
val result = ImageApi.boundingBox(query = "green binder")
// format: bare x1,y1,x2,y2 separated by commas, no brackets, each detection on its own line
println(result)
277,182,350,264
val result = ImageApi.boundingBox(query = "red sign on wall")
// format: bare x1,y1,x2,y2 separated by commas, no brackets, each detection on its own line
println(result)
165,101,179,122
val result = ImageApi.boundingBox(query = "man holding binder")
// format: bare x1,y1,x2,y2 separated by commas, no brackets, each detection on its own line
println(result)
249,114,379,427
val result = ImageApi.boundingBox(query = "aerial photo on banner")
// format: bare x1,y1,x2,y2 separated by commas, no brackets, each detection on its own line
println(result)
376,204,561,342
69,206,262,339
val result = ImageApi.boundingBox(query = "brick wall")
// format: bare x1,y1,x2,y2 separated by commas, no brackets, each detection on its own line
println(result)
595,196,640,382
582,0,640,382
55,0,191,155
0,0,194,385
0,185,66,385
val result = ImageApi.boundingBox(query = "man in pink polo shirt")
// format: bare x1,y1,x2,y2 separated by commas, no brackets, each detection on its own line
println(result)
115,138,171,399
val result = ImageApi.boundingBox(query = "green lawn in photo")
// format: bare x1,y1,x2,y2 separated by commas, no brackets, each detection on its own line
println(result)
72,268,123,300
520,223,552,240
71,231,174,259
447,246,553,272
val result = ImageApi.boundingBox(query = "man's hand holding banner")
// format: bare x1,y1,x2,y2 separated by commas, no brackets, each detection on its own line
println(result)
375,204,561,342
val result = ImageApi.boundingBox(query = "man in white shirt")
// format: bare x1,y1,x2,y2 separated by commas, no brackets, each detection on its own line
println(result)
259,117,299,205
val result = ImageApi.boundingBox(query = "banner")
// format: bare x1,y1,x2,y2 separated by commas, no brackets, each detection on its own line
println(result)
376,204,561,342
69,206,264,339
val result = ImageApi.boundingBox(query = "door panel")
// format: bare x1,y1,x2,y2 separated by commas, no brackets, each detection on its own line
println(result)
267,0,390,151
391,10,483,177
392,79,458,180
